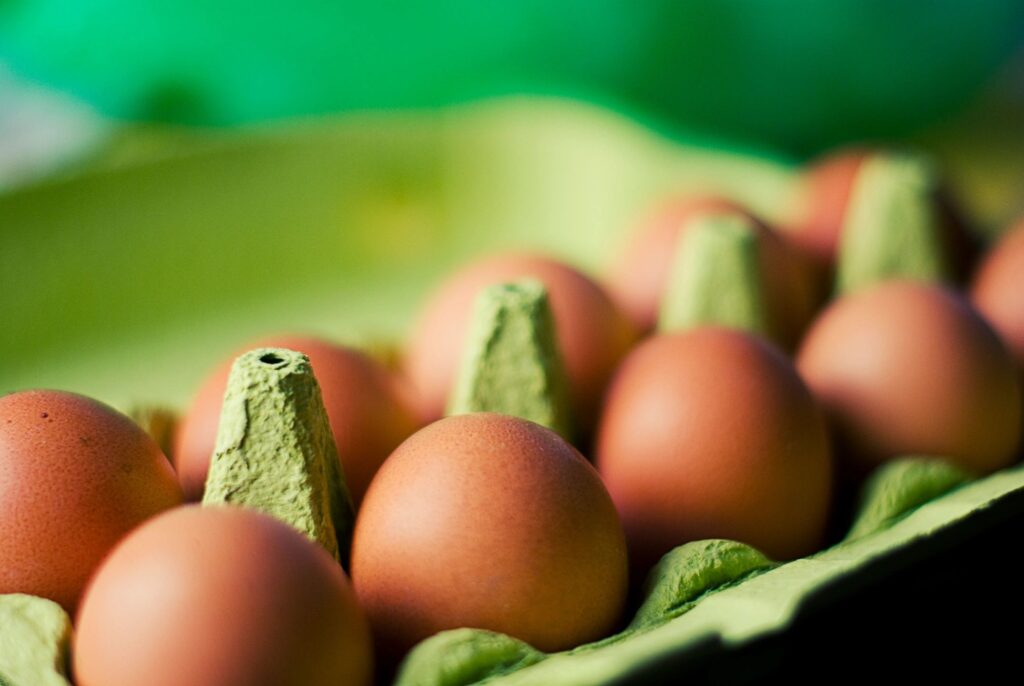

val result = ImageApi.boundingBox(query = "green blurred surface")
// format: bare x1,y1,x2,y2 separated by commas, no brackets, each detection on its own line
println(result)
0,97,795,410
1,1,1022,152
1,93,1022,411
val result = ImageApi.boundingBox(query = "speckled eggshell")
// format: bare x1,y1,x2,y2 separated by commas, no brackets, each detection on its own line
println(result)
972,220,1024,369
403,255,636,432
595,328,833,572
0,390,183,615
351,413,628,658
74,506,373,686
174,336,420,505
605,196,817,349
798,280,1022,474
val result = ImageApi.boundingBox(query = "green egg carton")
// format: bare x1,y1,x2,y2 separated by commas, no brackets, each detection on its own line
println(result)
1,98,1021,684
396,457,1024,684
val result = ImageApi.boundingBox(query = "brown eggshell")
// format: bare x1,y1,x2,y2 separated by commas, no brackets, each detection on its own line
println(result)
786,149,868,270
351,413,628,658
0,390,183,615
175,336,420,505
403,255,636,432
605,196,818,349
74,506,372,686
797,280,1022,474
606,195,743,332
972,220,1024,369
596,328,833,571
786,148,977,286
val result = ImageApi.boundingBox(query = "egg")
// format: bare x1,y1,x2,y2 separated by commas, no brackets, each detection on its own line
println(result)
74,506,373,686
403,255,636,433
605,197,817,349
0,390,183,615
786,148,976,284
605,195,743,332
175,336,420,505
797,280,1022,474
972,219,1024,369
351,413,627,658
595,328,833,571
785,149,868,270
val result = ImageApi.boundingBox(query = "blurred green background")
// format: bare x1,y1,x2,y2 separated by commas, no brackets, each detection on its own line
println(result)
2,1,1024,152
1,1,1023,409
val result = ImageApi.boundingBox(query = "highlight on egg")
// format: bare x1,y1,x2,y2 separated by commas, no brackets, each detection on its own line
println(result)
797,280,1022,475
74,506,373,686
596,327,833,572
351,413,628,660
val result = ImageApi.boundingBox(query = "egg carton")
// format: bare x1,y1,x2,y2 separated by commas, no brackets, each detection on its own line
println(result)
395,458,1024,684
2,99,1021,685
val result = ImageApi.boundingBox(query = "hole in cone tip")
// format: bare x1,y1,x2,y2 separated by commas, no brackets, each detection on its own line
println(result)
259,353,286,366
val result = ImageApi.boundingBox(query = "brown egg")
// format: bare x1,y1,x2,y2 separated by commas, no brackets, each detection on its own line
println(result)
175,336,420,505
605,197,817,349
74,506,372,686
351,413,627,658
403,255,636,432
596,328,832,571
606,195,743,332
0,390,182,615
797,280,1021,474
786,149,868,270
972,220,1024,369
786,148,977,285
